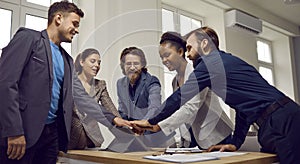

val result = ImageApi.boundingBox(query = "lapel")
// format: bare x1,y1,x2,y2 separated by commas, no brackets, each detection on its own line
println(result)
133,72,147,104
60,47,72,102
41,30,53,93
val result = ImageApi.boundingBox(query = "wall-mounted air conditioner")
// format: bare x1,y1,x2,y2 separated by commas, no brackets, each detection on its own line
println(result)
225,9,262,35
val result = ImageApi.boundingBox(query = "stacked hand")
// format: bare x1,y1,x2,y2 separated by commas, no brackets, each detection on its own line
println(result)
113,118,162,135
113,117,143,134
130,120,161,133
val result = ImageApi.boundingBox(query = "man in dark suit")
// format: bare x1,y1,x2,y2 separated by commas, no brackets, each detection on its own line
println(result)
0,1,130,163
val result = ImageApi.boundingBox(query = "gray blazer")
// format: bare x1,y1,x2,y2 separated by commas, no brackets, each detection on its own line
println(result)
117,71,161,120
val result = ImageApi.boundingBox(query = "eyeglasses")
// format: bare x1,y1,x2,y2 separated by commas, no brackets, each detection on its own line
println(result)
125,62,141,67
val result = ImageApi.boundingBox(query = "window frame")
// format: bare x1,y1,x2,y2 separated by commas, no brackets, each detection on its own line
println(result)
161,4,204,98
0,1,20,58
0,1,20,39
162,4,204,34
257,38,275,85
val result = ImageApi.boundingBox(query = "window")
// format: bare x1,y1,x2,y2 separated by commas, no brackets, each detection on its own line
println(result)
23,10,72,54
162,8,174,32
25,14,47,31
257,39,274,85
162,5,203,98
179,14,201,35
0,0,74,58
0,8,12,57
26,0,50,7
26,0,72,7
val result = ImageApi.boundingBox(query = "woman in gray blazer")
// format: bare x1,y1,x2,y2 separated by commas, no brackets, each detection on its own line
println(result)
69,48,121,149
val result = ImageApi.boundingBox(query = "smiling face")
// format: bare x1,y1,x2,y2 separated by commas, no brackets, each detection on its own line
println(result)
58,12,80,43
159,43,184,72
80,53,101,78
124,54,142,84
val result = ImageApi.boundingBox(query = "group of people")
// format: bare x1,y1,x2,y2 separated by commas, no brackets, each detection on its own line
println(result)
0,1,299,164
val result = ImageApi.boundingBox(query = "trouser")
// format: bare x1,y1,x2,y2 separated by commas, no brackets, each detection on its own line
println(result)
0,122,59,164
258,101,300,164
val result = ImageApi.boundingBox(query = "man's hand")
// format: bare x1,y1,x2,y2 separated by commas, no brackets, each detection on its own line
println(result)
113,117,132,129
130,120,161,133
131,120,152,128
7,135,26,160
207,144,237,152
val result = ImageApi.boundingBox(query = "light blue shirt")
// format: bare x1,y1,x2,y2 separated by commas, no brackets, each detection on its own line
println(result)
46,41,64,124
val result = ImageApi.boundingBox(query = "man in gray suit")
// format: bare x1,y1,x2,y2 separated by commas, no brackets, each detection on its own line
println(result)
117,47,162,121
0,1,129,163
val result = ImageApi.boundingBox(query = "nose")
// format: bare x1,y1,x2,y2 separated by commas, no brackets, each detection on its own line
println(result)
129,64,136,70
74,28,79,34
161,57,168,64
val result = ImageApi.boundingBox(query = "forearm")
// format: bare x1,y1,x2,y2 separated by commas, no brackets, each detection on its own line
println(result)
228,113,251,149
158,93,201,135
73,72,113,127
143,85,162,119
99,83,121,117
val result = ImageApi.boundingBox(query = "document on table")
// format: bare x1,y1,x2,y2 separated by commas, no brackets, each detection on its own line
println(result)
144,154,218,163
143,151,247,163
165,147,203,154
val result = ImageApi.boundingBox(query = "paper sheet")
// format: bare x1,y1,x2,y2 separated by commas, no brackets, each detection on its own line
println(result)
144,151,247,163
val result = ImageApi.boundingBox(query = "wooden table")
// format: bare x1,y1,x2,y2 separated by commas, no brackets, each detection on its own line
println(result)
60,150,278,164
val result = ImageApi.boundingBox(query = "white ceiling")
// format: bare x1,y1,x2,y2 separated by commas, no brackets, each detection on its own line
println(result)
248,0,300,26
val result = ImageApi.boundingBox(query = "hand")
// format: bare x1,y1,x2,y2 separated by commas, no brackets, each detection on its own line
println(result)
7,135,26,160
131,120,152,128
130,120,161,133
207,144,237,152
113,117,132,129
150,124,161,132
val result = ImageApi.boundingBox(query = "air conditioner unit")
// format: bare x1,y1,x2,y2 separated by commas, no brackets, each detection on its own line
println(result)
225,9,262,35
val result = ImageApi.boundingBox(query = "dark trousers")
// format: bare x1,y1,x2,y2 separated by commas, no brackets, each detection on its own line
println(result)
258,101,300,164
0,122,59,164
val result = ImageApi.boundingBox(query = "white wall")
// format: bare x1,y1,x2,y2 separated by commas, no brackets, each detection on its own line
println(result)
76,0,298,119
77,0,163,104
293,36,300,103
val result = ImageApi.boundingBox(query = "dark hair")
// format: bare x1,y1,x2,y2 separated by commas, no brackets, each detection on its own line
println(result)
120,47,147,75
184,26,219,50
74,48,100,74
48,0,84,26
160,31,187,58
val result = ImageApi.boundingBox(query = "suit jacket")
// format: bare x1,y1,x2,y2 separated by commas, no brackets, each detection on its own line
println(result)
0,28,116,152
93,79,120,117
117,71,161,120
69,79,119,149
158,63,233,149
0,28,73,151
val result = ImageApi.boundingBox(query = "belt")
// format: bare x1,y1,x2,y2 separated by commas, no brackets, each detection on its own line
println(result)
256,96,291,127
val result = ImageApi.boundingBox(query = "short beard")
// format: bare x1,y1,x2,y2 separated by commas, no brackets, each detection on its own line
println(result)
129,70,142,85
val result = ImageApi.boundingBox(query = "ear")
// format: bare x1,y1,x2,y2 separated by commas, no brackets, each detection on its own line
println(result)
178,48,184,57
201,39,209,49
54,13,63,26
80,59,84,67
202,39,211,54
